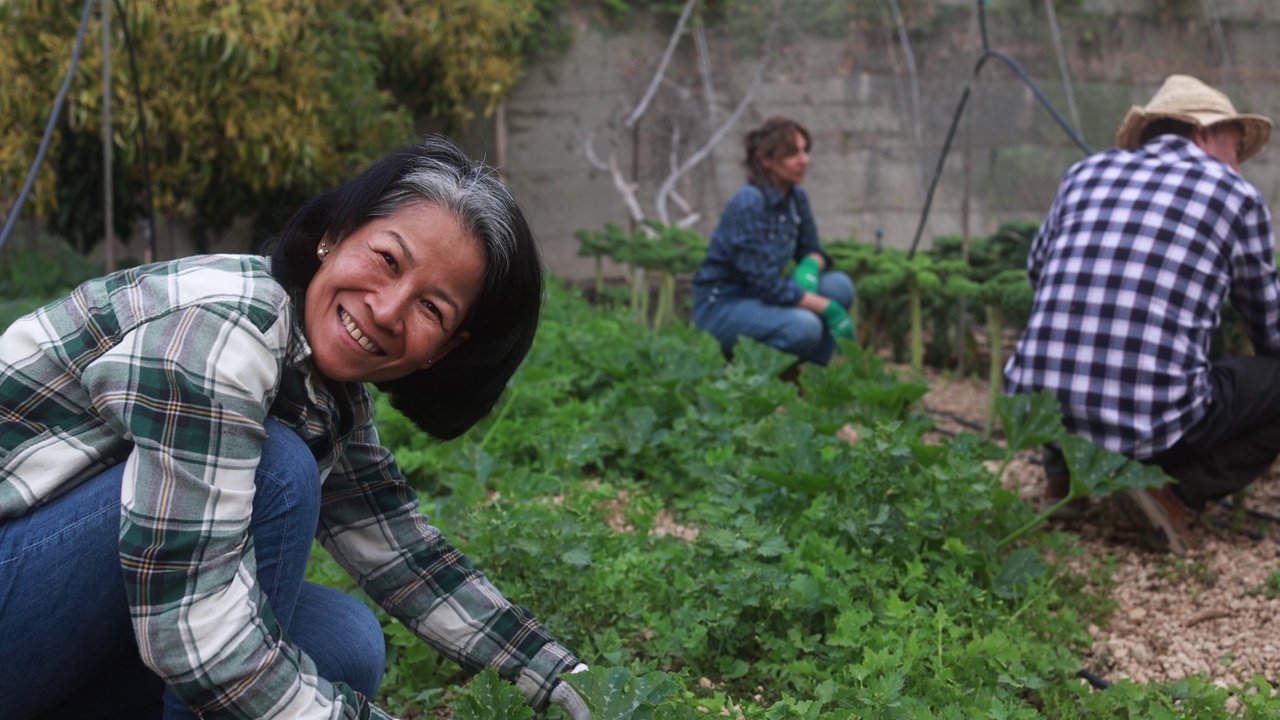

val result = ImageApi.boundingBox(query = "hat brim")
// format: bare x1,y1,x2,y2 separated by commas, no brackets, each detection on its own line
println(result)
1115,107,1273,162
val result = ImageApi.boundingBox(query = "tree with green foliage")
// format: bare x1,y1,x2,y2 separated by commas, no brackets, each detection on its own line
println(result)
0,0,558,254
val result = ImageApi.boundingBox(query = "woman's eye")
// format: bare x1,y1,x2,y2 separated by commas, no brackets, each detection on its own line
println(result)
421,299,443,321
380,252,398,271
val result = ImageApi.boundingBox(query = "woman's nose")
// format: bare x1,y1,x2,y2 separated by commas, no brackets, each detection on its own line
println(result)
367,291,406,331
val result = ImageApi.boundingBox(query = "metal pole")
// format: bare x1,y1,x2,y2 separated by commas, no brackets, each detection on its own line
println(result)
494,101,507,178
102,0,115,272
1043,0,1084,146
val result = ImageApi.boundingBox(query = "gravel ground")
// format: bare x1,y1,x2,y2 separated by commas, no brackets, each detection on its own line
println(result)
913,369,1280,691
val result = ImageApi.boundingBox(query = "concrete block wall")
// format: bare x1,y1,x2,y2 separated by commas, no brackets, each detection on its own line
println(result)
493,1,1280,280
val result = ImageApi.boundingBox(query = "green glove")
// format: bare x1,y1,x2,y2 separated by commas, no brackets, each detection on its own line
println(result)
820,301,855,340
792,256,820,293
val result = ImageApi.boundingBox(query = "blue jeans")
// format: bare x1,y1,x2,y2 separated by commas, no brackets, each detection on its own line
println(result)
0,420,386,719
693,271,856,365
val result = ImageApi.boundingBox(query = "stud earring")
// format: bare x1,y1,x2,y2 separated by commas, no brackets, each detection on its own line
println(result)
316,242,330,261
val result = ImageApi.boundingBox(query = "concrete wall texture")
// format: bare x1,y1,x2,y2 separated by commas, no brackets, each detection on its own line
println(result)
494,0,1280,280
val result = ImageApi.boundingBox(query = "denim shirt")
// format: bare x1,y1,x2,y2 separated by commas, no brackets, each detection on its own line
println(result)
693,182,829,306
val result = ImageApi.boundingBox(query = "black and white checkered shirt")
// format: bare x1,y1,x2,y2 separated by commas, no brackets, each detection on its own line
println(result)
1005,134,1280,459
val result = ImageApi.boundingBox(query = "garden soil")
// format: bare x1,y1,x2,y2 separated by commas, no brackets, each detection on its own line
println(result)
913,367,1280,701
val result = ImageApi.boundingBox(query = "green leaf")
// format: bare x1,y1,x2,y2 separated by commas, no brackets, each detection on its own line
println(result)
1061,435,1170,497
757,535,792,558
1058,434,1128,497
995,392,1064,453
560,546,593,567
450,667,535,720
563,667,683,720
994,548,1048,599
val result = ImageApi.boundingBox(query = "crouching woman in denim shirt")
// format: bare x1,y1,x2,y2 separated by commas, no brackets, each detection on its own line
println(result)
691,116,855,366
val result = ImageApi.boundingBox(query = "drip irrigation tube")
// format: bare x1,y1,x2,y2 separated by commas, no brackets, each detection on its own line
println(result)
1217,500,1280,527
0,0,97,253
922,405,986,434
1210,517,1269,543
907,47,1092,259
905,0,1093,259
1077,668,1109,690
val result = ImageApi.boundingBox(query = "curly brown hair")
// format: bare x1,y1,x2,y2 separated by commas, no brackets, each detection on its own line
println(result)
743,116,812,187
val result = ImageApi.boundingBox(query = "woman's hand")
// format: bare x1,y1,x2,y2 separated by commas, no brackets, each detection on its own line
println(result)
792,256,821,293
819,302,855,340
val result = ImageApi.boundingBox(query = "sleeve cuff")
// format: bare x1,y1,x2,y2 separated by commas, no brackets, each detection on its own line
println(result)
514,641,580,711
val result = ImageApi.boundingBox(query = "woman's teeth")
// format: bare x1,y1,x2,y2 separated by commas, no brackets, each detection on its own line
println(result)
339,309,383,354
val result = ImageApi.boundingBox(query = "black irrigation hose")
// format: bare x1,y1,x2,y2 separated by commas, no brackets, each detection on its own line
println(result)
0,0,97,253
922,404,986,433
905,1,1093,259
113,0,156,261
1217,499,1280,526
1209,517,1270,543
1076,668,1109,690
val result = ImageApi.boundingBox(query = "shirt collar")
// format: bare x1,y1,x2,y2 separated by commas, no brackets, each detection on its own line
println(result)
1142,133,1240,174
758,181,793,208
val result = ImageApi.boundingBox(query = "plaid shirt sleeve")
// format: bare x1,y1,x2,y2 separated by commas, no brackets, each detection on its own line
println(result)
316,419,579,712
1224,193,1280,357
82,287,391,718
1026,182,1065,287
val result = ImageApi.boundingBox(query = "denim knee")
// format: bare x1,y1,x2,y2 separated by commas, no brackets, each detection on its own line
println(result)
818,272,855,310
250,420,322,619
774,312,826,357
256,419,321,531
292,583,386,699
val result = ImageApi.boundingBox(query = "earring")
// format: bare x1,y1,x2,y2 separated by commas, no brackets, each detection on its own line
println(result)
425,359,433,366
316,242,330,261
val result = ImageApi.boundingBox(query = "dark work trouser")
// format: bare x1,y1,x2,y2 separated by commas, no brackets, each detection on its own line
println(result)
1043,356,1280,510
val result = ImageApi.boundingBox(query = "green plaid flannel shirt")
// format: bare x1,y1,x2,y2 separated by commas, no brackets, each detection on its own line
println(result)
0,254,576,718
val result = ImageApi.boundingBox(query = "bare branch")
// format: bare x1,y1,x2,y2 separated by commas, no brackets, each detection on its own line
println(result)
607,152,649,228
655,0,787,224
694,23,717,124
882,0,926,199
583,131,609,172
624,0,699,129
669,188,693,215
676,213,702,229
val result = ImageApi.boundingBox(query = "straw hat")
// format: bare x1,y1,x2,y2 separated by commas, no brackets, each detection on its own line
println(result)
1114,74,1273,162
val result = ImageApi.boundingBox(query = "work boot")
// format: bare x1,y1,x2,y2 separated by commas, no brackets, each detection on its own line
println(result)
1114,485,1198,555
779,360,806,396
1043,473,1088,520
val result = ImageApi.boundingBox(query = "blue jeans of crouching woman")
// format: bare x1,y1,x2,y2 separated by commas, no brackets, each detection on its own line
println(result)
693,271,856,366
0,419,386,719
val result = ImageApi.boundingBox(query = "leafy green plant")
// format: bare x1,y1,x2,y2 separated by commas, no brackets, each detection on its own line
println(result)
574,221,707,328
993,392,1169,548
1246,569,1280,600
293,281,1279,718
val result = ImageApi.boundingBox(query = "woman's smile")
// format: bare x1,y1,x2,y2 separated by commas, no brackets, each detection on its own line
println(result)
338,307,384,355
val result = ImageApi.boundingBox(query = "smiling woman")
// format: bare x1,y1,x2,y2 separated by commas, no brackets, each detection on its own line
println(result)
304,204,485,383
0,137,591,720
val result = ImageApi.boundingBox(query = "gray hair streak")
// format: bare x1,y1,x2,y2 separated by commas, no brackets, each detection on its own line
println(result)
368,154,516,279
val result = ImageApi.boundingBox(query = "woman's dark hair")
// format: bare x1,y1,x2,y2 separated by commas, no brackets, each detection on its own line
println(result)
743,116,812,187
269,135,543,441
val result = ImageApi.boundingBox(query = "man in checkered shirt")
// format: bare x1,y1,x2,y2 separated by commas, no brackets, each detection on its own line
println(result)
1005,74,1280,554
